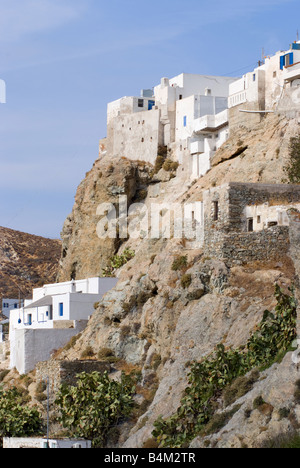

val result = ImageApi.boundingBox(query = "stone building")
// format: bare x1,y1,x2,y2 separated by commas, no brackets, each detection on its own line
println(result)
202,182,300,265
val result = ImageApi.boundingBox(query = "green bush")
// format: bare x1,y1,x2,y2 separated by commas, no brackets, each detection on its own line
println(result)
102,248,135,277
171,255,188,271
283,135,300,183
81,346,95,359
181,274,192,289
154,155,166,174
55,371,136,448
0,387,43,446
162,159,179,172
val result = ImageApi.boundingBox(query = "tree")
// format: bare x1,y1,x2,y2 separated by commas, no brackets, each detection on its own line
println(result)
55,371,136,448
0,387,43,447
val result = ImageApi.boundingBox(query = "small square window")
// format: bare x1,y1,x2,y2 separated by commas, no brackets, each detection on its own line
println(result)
138,99,144,108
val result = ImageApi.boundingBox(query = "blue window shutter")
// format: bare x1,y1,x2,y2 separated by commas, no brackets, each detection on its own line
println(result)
280,55,285,70
59,303,64,317
183,116,187,127
289,52,294,65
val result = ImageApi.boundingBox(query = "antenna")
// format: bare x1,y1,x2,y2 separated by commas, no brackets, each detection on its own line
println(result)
261,47,265,65
297,29,299,42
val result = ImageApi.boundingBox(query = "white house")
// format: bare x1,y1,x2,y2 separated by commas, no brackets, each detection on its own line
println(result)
9,277,118,374
1,298,23,319
154,73,236,178
229,40,300,117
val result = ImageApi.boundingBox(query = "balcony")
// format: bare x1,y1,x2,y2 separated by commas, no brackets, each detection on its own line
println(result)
284,61,300,82
193,109,228,134
190,140,204,154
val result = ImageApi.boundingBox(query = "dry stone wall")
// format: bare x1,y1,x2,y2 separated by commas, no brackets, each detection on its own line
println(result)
203,182,300,265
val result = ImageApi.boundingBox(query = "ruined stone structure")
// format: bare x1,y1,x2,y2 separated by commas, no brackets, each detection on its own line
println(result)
203,182,300,265
36,359,111,395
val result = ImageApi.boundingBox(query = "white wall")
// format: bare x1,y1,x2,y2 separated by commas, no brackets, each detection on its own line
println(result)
107,96,156,124
112,107,163,164
169,74,237,99
11,321,88,374
33,277,118,301
3,438,91,449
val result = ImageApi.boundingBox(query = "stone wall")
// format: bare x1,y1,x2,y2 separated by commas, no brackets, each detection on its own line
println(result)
36,359,111,395
203,182,300,266
287,209,300,337
209,226,289,266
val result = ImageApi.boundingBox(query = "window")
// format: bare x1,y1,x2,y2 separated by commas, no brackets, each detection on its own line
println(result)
273,71,277,78
148,100,155,110
213,201,219,221
280,53,294,70
247,218,254,232
257,216,261,224
59,303,64,317
183,116,187,127
138,99,144,108
253,74,256,81
179,94,183,100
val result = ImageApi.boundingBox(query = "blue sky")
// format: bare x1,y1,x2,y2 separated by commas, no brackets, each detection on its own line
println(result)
0,0,299,239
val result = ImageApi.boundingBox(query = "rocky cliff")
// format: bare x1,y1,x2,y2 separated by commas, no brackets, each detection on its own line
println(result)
0,226,61,301
49,111,300,447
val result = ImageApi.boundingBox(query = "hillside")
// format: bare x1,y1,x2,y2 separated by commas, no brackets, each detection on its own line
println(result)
51,109,300,448
1,108,300,448
0,226,61,301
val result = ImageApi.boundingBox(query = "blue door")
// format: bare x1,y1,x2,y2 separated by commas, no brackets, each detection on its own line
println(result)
59,303,64,317
148,100,155,110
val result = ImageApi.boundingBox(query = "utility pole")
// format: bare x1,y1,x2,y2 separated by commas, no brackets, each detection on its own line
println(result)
44,376,50,448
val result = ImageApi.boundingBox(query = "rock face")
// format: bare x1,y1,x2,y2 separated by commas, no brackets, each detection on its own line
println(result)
55,111,300,448
57,156,153,282
0,226,61,300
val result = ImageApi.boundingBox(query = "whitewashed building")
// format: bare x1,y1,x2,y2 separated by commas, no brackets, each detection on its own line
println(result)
9,277,118,374
106,73,238,179
228,40,300,126
1,298,23,319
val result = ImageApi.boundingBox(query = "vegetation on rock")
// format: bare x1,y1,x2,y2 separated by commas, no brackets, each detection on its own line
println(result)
55,371,137,448
152,284,297,448
0,387,43,447
283,135,300,184
102,248,135,277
